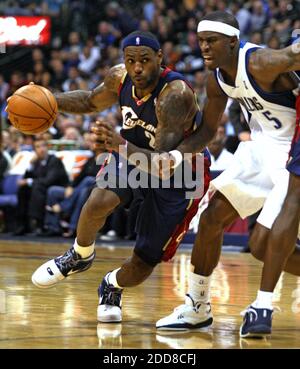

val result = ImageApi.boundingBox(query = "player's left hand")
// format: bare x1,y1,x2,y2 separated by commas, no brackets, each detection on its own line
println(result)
90,120,125,153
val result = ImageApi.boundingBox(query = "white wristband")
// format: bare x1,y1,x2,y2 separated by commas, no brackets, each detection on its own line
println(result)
169,150,183,169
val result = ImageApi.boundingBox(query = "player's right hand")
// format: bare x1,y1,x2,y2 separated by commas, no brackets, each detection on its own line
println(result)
90,120,107,154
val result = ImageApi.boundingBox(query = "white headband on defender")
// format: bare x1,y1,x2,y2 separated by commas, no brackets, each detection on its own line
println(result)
197,20,240,38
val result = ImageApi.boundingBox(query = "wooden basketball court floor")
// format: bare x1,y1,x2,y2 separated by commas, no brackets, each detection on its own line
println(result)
0,240,300,349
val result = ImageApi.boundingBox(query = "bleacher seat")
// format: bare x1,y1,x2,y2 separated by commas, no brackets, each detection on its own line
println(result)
0,174,22,207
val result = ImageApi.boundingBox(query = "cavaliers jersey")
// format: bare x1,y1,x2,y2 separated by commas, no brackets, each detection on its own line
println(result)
118,66,205,152
215,41,297,144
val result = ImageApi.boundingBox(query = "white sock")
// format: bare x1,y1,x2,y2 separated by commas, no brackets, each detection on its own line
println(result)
252,290,273,309
73,238,95,258
107,268,123,289
188,271,212,303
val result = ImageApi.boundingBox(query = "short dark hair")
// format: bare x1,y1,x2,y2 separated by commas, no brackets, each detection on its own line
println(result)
32,135,47,144
201,11,239,30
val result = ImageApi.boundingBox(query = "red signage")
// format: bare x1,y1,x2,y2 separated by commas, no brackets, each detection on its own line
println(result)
0,16,51,45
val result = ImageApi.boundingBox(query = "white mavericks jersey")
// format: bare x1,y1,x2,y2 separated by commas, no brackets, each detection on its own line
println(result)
215,41,297,144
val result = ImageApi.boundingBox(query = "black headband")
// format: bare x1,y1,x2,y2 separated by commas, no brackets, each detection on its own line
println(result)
122,34,160,51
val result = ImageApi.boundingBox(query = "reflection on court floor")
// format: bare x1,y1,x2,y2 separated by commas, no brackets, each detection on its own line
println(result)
0,240,300,349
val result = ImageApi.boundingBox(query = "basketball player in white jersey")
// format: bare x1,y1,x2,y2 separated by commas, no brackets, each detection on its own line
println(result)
156,11,300,337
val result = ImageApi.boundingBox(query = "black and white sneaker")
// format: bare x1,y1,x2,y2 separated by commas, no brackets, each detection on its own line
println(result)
97,273,123,323
239,305,273,338
32,247,95,288
156,294,213,331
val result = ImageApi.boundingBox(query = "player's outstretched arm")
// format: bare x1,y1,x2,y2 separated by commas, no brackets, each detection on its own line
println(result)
176,73,227,155
54,64,125,114
248,45,300,83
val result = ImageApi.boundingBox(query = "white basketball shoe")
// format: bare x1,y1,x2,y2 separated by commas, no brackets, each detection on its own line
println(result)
32,246,95,288
156,294,213,331
97,272,123,323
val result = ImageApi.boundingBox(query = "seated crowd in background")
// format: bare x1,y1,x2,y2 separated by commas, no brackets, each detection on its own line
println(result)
1,0,291,238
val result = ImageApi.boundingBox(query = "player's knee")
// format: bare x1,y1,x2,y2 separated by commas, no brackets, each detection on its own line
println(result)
249,225,268,261
200,203,227,230
84,188,119,218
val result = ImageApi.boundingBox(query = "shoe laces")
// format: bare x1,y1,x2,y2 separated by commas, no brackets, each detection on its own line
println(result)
102,284,122,307
57,248,79,270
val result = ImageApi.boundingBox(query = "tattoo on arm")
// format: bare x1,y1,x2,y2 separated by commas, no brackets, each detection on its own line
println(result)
155,83,197,151
55,64,125,114
55,90,95,114
250,47,300,81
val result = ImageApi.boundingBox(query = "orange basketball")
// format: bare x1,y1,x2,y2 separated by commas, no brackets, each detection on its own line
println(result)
6,84,58,135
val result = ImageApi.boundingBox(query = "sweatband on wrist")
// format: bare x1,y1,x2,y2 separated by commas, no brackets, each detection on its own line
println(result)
197,20,240,38
169,150,183,169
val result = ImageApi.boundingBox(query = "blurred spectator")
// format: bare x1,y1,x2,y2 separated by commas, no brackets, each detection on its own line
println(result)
249,31,265,46
8,71,25,95
0,74,9,107
62,67,86,92
143,1,156,23
105,1,139,36
13,137,69,235
78,44,101,75
95,21,119,50
207,125,234,171
49,58,67,90
6,129,24,157
42,144,99,237
267,34,281,49
31,48,45,65
230,1,251,36
3,0,33,15
0,151,9,183
62,127,83,145
250,1,269,32
41,0,64,17
139,19,151,32
0,122,11,182
63,31,83,55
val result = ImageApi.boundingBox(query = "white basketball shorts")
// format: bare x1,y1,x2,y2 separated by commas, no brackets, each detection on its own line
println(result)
211,136,292,231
